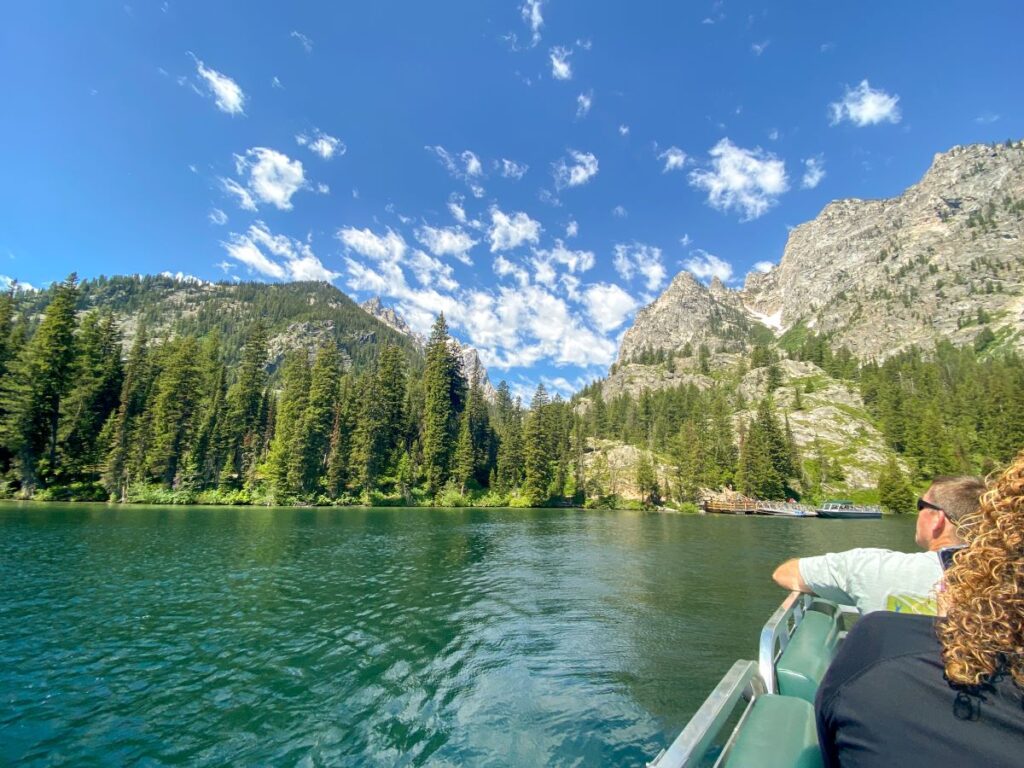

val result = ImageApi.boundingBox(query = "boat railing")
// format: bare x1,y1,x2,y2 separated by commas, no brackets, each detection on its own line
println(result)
758,591,859,693
646,659,767,768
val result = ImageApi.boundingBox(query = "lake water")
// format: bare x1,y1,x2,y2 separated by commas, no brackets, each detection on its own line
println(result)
0,503,916,766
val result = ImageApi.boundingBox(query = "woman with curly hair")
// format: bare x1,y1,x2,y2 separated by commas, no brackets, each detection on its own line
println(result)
815,451,1024,767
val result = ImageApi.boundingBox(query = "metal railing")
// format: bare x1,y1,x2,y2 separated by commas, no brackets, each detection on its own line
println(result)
647,660,767,768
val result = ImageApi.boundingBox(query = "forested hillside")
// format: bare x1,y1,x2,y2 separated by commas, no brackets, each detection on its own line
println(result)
2,273,1024,511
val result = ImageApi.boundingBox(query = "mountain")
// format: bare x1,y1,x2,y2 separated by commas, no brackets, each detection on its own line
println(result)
618,140,1024,366
592,139,1024,497
15,274,422,374
361,296,497,401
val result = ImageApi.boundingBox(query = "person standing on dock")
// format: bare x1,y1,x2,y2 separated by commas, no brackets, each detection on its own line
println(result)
771,476,985,614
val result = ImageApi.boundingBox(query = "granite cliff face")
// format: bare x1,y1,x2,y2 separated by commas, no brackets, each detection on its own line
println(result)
618,141,1024,365
743,141,1024,359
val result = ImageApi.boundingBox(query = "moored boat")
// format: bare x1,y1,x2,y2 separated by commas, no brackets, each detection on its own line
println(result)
815,500,881,519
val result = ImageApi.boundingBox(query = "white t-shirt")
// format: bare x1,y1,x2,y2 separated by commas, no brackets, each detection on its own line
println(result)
798,548,943,614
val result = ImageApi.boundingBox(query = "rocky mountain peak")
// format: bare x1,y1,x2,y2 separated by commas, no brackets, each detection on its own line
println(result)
623,140,1024,366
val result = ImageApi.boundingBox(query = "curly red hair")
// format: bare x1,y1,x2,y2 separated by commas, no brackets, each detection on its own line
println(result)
939,450,1024,686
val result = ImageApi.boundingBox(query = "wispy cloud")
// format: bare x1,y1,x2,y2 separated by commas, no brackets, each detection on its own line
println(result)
829,80,901,126
521,0,544,46
296,129,346,160
488,207,542,252
801,155,825,189
613,243,666,293
208,208,228,225
223,222,338,282
553,149,599,189
619,124,630,137
659,146,687,172
224,147,308,211
426,145,486,197
290,30,313,53
415,225,477,265
498,158,529,179
751,40,770,56
550,46,572,80
974,112,1000,125
689,138,788,220
685,249,733,283
190,54,245,115
576,90,593,118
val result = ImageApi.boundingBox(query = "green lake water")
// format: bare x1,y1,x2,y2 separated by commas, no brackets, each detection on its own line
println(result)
0,503,917,766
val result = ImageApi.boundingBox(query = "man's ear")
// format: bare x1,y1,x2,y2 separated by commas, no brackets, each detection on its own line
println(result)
933,510,950,539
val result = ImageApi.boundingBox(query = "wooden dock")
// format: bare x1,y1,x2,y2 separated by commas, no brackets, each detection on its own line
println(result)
701,497,817,517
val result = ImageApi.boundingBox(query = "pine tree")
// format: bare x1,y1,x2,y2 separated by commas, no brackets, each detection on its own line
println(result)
878,455,915,514
0,274,79,488
522,384,551,505
636,450,659,506
325,376,357,497
453,407,474,494
421,316,464,493
299,344,341,493
220,321,268,489
144,337,202,487
265,350,311,498
182,333,228,489
102,324,151,500
57,311,123,481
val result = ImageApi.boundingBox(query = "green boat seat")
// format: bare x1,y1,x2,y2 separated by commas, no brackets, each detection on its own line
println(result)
723,695,823,768
776,609,841,703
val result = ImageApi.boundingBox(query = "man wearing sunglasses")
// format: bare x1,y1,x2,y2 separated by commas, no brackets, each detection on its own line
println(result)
771,475,986,614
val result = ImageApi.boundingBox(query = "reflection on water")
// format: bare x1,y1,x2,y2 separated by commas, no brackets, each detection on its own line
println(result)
0,503,915,766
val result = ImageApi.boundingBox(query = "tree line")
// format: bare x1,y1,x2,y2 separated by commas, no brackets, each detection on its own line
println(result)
2,275,1023,510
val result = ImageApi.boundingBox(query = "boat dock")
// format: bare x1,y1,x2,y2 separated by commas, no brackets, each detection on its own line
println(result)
701,497,818,517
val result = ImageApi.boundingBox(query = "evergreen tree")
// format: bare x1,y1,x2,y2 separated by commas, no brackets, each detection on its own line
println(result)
220,321,268,489
265,350,311,497
325,376,358,497
299,344,341,493
0,274,79,488
453,407,474,494
144,337,202,487
421,315,464,493
636,451,659,506
57,311,123,481
102,324,151,500
878,455,915,514
182,333,228,489
522,384,551,505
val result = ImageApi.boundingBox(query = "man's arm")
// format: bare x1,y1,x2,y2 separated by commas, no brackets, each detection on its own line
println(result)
772,558,812,592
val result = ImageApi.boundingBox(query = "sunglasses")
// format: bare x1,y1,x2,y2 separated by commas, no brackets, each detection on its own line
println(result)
917,497,944,513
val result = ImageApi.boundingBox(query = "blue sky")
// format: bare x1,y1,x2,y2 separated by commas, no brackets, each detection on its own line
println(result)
1,1,1022,398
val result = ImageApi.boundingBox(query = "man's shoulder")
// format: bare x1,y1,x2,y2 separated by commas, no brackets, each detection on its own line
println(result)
813,547,936,565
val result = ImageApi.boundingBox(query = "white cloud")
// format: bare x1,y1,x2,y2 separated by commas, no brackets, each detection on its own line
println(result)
974,112,1000,125
565,219,578,238
576,90,593,118
271,76,283,89
296,129,346,160
801,156,825,189
415,225,477,265
828,80,901,127
659,146,687,172
0,275,36,292
208,208,228,225
448,201,467,223
223,222,338,282
583,283,638,332
220,177,256,211
192,56,245,115
753,260,774,273
550,46,572,80
230,147,307,210
689,138,788,220
613,243,666,292
619,124,630,136
291,30,313,53
426,146,486,195
612,205,627,218
768,128,779,141
751,40,770,56
679,234,692,247
216,260,235,273
488,207,542,252
521,0,544,45
499,158,529,179
553,149,599,189
494,254,530,287
532,239,595,276
685,249,733,283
